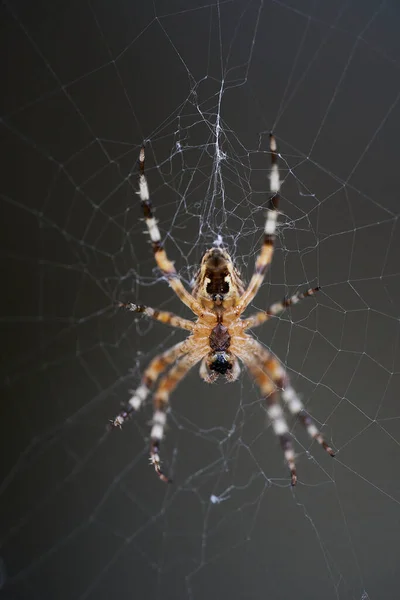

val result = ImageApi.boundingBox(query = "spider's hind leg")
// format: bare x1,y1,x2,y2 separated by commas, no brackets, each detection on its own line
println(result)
109,341,188,429
239,339,334,485
281,385,335,456
149,352,202,483
244,354,298,485
264,354,335,457
235,133,282,314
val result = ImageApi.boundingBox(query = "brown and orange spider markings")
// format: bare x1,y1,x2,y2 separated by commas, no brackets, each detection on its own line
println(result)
110,135,335,486
118,302,193,331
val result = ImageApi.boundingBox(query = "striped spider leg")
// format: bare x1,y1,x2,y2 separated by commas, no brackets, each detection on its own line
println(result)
242,286,320,330
136,146,207,316
236,337,335,486
233,133,282,317
118,302,193,332
110,340,191,429
149,348,204,482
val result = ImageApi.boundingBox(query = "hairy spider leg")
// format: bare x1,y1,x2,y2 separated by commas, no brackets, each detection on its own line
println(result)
110,341,189,428
243,287,320,330
150,352,202,483
235,133,281,315
137,147,204,316
240,346,298,485
237,337,334,485
260,353,335,457
120,302,194,331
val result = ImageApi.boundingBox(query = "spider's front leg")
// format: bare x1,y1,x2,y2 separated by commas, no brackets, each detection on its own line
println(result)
137,147,205,317
235,133,281,315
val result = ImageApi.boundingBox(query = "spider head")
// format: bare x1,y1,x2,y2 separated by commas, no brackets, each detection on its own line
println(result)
192,248,244,306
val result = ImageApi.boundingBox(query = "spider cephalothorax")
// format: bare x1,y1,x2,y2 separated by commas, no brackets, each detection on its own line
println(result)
192,247,245,309
111,135,334,486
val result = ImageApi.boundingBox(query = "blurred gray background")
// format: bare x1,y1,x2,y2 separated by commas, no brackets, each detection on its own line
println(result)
1,0,400,599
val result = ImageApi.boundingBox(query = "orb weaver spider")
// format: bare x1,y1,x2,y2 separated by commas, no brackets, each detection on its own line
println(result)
110,135,334,485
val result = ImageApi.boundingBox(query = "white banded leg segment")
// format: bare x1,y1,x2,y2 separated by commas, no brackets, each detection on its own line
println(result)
136,146,164,251
283,444,297,486
138,174,149,201
150,410,167,440
281,385,303,415
264,209,279,236
121,302,193,331
137,147,149,196
268,133,281,197
110,383,150,428
269,164,280,194
282,385,335,456
243,287,320,330
109,341,188,430
266,393,297,486
129,384,149,410
267,403,289,436
268,293,301,316
234,134,281,314
268,287,320,316
145,216,161,244
135,148,204,317
150,409,171,482
269,132,280,195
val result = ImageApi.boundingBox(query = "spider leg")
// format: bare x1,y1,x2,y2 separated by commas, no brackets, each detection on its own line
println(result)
243,286,320,330
237,337,334,485
238,344,298,485
235,134,281,315
119,302,194,331
137,147,205,316
109,341,189,428
258,352,335,457
149,352,203,483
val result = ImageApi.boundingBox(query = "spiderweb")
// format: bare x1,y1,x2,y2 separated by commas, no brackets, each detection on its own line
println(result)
2,0,400,598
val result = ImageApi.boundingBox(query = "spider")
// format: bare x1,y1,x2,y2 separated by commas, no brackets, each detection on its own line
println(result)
110,135,334,485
